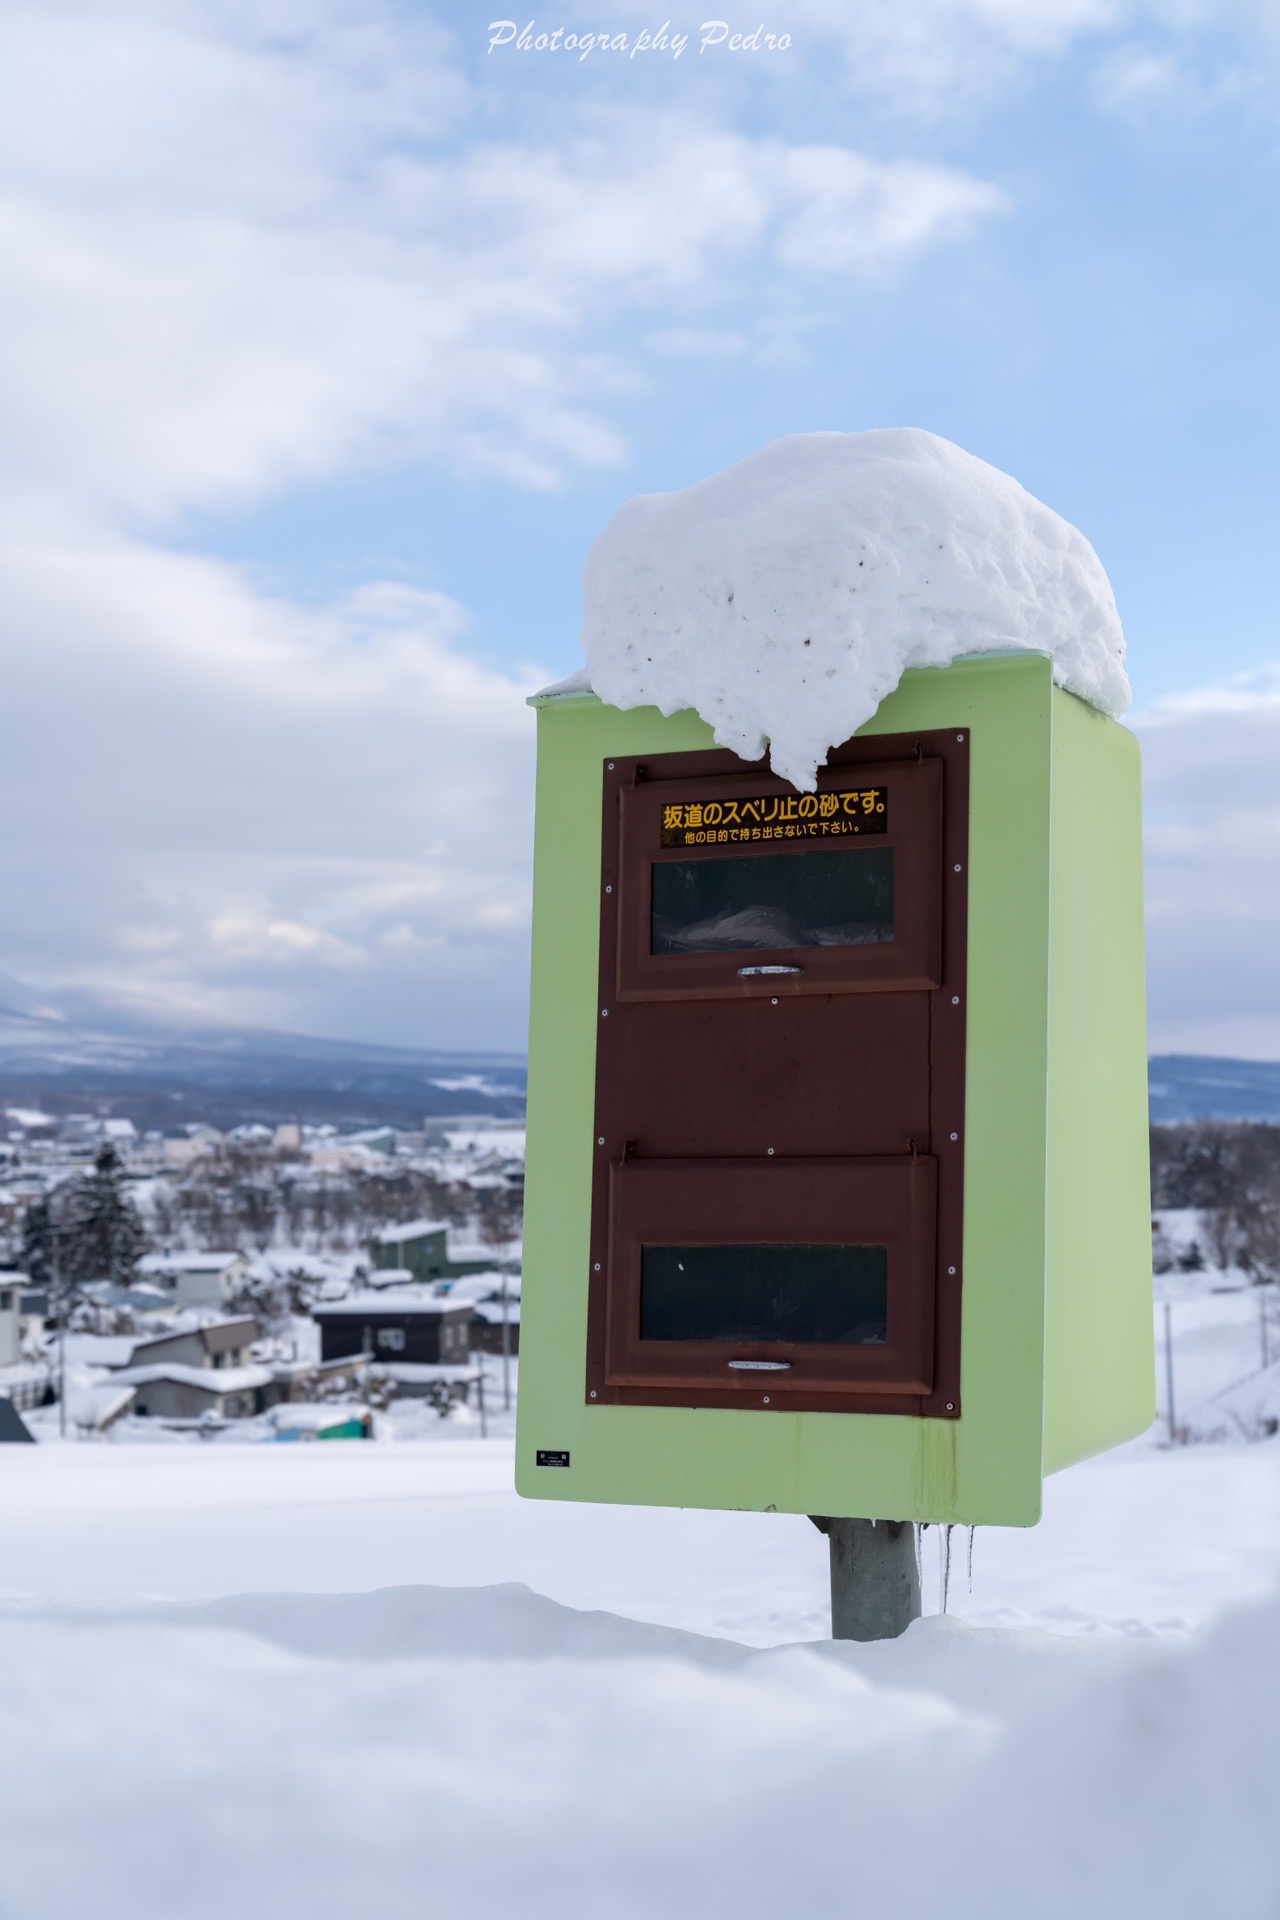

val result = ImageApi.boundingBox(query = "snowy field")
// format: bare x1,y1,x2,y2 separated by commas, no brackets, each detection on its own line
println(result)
2,1421,1280,1920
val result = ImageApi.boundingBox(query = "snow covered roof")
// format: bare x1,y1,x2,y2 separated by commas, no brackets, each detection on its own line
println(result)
62,1332,141,1369
111,1362,273,1393
314,1289,464,1317
438,1271,516,1303
365,1266,415,1289
574,429,1130,791
373,1362,479,1384
71,1382,137,1429
138,1251,244,1276
267,1402,369,1431
371,1219,448,1245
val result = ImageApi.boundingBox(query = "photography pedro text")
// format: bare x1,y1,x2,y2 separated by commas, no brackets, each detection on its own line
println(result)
487,21,792,59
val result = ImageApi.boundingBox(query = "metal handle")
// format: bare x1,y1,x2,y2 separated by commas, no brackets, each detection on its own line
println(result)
727,1359,792,1371
737,964,804,977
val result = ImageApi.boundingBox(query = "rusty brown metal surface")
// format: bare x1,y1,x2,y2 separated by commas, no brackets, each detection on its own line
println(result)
586,727,969,1418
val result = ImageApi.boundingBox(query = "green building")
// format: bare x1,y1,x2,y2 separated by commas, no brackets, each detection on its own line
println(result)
370,1218,499,1284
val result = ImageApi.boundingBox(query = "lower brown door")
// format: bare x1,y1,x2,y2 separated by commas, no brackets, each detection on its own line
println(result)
591,1155,937,1412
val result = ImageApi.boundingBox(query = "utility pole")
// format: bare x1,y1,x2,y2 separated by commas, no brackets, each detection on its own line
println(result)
1164,1300,1177,1445
1260,1283,1271,1373
500,1271,511,1412
54,1215,67,1442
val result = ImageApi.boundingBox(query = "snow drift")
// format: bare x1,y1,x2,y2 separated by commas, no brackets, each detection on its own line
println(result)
3,1578,1280,1919
581,429,1130,790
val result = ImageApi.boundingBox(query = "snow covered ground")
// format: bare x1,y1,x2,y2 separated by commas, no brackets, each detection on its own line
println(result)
3,1260,1278,1917
1,1421,1279,1919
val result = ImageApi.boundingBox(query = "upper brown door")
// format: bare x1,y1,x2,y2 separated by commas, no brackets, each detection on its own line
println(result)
614,755,942,1002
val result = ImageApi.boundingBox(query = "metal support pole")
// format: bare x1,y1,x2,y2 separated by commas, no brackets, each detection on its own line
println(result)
1164,1300,1177,1445
811,1517,921,1641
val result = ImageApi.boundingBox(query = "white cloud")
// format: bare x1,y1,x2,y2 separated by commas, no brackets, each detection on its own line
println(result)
1137,673,1280,1058
652,0,1280,117
680,0,1123,109
0,4,1004,523
646,328,749,358
0,537,542,1045
0,0,1011,1042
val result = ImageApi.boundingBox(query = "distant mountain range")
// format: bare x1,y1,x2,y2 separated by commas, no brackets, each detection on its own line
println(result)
0,975,525,1132
1147,1056,1280,1125
0,975,1276,1132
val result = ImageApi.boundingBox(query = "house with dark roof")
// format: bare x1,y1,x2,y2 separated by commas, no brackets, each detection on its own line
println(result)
314,1289,472,1366
127,1316,259,1373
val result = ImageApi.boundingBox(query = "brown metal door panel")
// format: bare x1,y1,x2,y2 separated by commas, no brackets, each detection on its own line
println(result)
614,755,942,1002
592,1155,937,1410
594,994,930,1161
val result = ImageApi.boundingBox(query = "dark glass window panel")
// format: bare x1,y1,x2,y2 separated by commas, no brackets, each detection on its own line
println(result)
640,1244,888,1346
651,847,893,955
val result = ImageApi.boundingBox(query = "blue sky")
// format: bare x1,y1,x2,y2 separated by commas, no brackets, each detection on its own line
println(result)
189,4,1280,703
2,1,1279,1053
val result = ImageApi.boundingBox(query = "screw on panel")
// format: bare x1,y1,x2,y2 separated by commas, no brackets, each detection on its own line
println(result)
607,762,615,769
951,995,960,1005
590,1390,597,1398
948,1266,957,1275
771,996,779,1005
597,1136,605,1145
767,1147,775,1156
763,1396,771,1405
956,734,964,742
601,1008,609,1018
605,884,612,894
593,1262,601,1271
953,864,962,873
950,1132,959,1141
945,1402,955,1412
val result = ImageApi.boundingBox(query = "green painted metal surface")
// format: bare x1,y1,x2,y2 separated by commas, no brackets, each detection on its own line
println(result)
516,652,1153,1526
1042,692,1155,1471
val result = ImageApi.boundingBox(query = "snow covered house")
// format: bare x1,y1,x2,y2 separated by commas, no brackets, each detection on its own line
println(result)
124,1315,259,1374
438,1271,521,1354
137,1251,248,1310
111,1361,277,1422
370,1220,497,1285
369,1220,450,1283
469,1298,520,1355
314,1290,473,1366
0,1275,23,1367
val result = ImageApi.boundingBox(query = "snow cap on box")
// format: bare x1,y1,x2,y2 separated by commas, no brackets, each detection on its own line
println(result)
580,429,1129,791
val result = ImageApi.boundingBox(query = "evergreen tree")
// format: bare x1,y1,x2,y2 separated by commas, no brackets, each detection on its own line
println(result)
61,1143,146,1286
20,1192,56,1290
20,1144,146,1301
